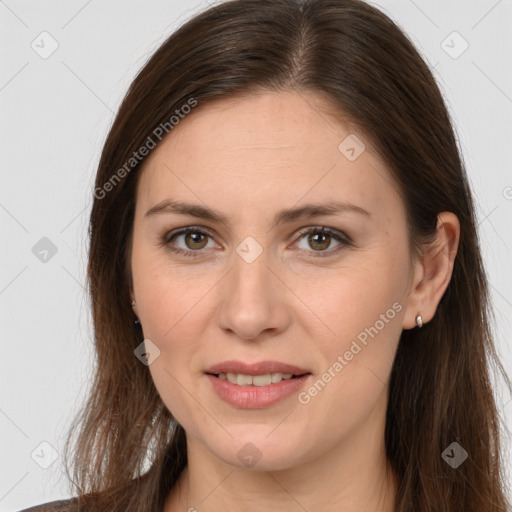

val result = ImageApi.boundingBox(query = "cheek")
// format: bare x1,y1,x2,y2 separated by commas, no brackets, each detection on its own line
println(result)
132,261,219,425
294,249,407,358
135,268,216,358
130,252,217,418
297,285,403,444
294,245,406,418
306,276,403,397
131,236,213,341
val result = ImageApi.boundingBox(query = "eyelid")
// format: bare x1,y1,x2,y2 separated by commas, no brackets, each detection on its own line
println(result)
293,226,352,259
162,225,352,258
161,226,220,256
295,226,351,244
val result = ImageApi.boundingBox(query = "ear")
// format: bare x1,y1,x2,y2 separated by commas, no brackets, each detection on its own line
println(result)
402,212,460,330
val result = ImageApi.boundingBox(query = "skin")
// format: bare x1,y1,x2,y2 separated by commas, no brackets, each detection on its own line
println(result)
129,90,460,511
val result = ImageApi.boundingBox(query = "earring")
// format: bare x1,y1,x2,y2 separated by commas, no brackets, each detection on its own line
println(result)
131,299,140,326
415,312,423,328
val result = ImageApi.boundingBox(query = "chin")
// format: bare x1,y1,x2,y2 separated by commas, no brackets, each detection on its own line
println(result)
208,429,309,472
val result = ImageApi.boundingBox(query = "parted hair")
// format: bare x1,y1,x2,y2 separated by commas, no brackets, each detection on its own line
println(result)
58,1,511,511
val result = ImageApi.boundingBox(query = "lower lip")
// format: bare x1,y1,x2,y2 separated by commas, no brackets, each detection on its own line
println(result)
206,373,311,409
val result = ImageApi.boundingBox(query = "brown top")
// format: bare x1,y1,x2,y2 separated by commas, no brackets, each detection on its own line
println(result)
17,498,80,512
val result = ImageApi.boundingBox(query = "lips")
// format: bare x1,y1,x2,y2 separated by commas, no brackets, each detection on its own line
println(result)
204,360,310,376
205,360,312,408
206,373,312,409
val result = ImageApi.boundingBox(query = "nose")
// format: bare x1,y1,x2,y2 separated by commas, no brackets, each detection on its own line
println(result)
216,247,291,341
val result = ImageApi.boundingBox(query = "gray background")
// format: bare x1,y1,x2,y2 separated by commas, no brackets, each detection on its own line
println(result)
1,0,511,510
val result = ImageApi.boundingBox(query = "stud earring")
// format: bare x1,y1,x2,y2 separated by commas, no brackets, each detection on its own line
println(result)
415,312,423,328
131,299,140,326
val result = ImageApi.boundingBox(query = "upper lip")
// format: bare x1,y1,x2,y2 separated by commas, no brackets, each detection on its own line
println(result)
205,360,310,376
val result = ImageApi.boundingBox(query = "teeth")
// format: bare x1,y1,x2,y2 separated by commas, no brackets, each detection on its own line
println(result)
236,373,253,386
253,374,272,386
218,372,294,386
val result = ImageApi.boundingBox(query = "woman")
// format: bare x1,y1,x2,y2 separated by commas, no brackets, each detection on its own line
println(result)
20,0,511,510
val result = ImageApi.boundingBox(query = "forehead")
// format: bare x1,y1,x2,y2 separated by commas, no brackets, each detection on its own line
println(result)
136,91,402,223
153,90,356,158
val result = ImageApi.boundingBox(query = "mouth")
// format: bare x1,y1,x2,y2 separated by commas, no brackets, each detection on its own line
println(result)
204,359,311,385
205,371,308,386
204,360,312,408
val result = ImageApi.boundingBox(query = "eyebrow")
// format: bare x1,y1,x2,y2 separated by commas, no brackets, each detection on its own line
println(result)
144,199,370,228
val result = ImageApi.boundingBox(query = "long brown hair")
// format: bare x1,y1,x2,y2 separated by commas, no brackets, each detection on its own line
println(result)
63,0,511,510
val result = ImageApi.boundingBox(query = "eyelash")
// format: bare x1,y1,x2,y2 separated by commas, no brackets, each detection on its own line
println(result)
161,226,353,260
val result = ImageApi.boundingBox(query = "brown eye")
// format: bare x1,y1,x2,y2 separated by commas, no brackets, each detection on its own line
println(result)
183,232,208,250
163,226,351,259
295,227,352,259
163,227,216,257
307,232,331,251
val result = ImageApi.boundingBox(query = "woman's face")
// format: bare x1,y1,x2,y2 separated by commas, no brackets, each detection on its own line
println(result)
130,90,421,470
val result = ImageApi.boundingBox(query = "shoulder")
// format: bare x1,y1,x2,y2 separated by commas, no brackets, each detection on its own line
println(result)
17,497,80,512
